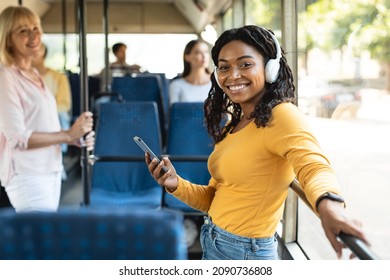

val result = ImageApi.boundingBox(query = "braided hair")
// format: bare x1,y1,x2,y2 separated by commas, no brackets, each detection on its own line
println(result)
204,25,296,144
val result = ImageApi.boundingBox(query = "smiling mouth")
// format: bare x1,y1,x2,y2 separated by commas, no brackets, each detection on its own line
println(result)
27,42,40,48
228,84,247,91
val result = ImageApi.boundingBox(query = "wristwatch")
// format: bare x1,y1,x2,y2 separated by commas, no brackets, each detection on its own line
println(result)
316,192,345,211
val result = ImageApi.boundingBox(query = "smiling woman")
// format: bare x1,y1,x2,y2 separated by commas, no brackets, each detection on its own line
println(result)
0,6,95,213
0,0,384,264
215,40,267,111
0,6,42,66
209,26,295,137
143,25,370,260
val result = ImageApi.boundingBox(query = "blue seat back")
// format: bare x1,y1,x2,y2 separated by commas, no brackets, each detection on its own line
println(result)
0,208,187,260
92,102,162,194
153,73,169,122
67,71,81,120
167,102,213,155
67,71,101,121
164,102,214,212
111,75,166,142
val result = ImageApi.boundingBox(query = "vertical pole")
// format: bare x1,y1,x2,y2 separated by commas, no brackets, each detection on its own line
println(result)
77,0,90,206
281,0,298,243
103,0,110,92
61,0,67,71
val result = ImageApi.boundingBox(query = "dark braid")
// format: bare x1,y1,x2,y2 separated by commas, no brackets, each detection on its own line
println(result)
204,25,296,144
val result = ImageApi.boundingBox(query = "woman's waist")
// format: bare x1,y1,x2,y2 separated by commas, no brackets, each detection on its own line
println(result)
13,146,62,173
207,205,282,239
203,216,277,241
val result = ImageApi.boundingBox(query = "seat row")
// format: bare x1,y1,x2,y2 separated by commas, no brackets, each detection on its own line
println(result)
90,101,213,214
67,72,170,144
0,207,187,260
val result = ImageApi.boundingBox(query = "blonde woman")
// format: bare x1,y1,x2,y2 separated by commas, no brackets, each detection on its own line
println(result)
0,6,94,212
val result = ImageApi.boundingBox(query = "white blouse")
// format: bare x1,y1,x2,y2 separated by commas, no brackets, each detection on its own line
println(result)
168,78,211,105
0,65,62,186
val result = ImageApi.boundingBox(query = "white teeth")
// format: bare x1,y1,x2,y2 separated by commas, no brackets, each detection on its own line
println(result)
229,85,246,91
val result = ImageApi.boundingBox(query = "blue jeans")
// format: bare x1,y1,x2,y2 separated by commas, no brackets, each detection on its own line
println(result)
200,216,279,260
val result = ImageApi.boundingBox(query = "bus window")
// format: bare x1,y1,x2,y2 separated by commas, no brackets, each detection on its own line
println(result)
43,33,197,78
297,0,390,260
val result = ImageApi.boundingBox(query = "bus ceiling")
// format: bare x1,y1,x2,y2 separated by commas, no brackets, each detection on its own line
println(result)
0,0,231,34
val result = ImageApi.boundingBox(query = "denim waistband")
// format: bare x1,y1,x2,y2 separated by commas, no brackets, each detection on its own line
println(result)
203,216,276,248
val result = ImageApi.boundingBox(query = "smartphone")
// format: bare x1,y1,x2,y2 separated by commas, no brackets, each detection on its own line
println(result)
133,136,168,173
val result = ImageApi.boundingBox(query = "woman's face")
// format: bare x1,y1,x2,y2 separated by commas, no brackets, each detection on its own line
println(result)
216,40,266,106
8,20,42,60
185,42,210,70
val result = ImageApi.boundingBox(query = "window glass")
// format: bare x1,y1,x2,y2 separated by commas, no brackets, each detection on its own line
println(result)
297,0,390,260
43,33,197,78
245,0,282,31
222,8,233,31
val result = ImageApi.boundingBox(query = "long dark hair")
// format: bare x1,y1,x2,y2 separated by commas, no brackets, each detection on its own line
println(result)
204,25,296,143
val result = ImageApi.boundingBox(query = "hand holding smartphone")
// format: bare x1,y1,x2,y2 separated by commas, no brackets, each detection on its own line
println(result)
133,136,168,173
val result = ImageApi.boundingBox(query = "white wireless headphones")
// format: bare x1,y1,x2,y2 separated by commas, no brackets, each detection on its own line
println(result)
262,28,281,83
213,26,282,88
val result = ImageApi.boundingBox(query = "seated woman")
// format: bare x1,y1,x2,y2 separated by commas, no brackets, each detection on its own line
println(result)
169,39,211,105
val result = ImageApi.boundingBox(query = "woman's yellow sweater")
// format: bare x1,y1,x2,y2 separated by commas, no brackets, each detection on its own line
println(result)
171,102,341,238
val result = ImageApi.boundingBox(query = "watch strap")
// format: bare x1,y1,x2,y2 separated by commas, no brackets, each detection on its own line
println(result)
316,192,346,211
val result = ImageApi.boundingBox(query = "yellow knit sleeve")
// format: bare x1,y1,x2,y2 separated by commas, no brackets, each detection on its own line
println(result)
168,175,216,213
265,103,342,210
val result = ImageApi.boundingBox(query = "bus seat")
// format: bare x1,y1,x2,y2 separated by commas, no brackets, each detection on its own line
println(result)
66,71,81,122
111,75,167,146
88,75,101,100
90,102,163,208
0,208,187,260
164,102,214,213
66,71,102,122
152,73,170,123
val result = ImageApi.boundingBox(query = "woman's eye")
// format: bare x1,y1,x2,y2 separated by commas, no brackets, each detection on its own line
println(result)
218,66,229,72
240,62,253,68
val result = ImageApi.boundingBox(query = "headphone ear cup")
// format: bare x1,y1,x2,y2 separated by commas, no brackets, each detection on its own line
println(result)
265,58,280,83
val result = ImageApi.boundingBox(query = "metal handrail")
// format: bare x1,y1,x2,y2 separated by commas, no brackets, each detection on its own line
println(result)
89,155,209,164
290,179,380,260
